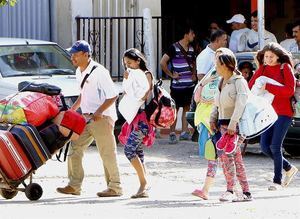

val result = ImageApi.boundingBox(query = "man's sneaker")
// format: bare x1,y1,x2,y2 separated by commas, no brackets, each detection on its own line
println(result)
268,182,282,191
219,191,235,202
169,132,178,144
283,165,298,187
225,134,238,154
56,185,81,195
179,132,191,141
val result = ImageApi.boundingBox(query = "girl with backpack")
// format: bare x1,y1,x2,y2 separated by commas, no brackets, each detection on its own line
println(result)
118,48,154,198
191,68,221,200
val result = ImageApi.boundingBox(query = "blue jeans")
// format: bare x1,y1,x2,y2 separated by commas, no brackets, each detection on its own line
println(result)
260,115,292,184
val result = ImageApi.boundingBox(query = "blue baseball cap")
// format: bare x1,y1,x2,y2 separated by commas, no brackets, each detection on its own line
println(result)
69,40,91,54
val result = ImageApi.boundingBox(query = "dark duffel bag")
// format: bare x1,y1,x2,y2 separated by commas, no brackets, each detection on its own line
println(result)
9,124,51,170
37,121,69,154
18,81,61,96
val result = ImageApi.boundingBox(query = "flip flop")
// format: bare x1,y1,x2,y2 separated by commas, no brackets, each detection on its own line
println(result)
191,189,208,200
131,191,149,199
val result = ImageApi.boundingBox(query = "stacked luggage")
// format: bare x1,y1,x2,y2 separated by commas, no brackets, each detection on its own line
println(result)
0,82,86,201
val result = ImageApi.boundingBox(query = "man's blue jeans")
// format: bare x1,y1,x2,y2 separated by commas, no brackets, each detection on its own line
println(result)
260,115,292,184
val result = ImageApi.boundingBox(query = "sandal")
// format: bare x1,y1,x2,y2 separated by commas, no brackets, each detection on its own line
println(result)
131,191,149,199
191,189,208,200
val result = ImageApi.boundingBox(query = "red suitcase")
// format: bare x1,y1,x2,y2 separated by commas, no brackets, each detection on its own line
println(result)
0,130,32,181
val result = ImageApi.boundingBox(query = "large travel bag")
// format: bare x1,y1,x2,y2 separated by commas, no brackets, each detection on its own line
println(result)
0,91,59,126
0,130,32,181
53,109,86,141
37,121,69,154
9,124,51,169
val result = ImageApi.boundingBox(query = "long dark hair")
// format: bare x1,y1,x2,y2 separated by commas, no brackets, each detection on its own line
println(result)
215,47,242,75
256,42,293,66
122,48,148,71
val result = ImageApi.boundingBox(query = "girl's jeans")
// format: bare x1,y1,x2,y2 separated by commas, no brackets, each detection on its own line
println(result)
260,115,292,184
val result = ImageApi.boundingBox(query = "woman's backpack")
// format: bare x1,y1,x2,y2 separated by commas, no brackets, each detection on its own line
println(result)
145,80,176,128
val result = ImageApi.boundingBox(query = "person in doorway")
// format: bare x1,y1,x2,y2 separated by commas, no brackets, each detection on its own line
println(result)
226,14,250,53
290,20,300,52
56,40,123,197
196,29,228,81
119,48,154,198
249,42,298,190
238,11,277,52
280,23,296,51
210,47,253,202
160,25,197,144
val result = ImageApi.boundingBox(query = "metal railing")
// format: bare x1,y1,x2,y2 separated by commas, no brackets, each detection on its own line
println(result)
76,16,166,81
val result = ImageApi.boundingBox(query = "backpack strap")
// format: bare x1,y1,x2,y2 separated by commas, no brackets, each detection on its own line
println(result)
176,42,194,71
56,141,71,162
80,65,97,89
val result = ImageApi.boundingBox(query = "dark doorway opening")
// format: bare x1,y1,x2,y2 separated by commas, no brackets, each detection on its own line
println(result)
161,0,252,53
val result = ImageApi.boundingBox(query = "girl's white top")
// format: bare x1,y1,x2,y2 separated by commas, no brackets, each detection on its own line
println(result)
118,68,150,124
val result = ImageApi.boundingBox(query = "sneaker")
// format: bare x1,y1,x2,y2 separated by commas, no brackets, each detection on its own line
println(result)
225,134,238,154
219,191,235,202
268,182,282,191
216,134,230,151
283,165,298,187
56,185,81,195
169,132,178,144
179,131,191,141
232,193,253,202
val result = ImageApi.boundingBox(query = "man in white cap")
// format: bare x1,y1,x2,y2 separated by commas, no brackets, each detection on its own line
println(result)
226,14,250,53
238,11,277,52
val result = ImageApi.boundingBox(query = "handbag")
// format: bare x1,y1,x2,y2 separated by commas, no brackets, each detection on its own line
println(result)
238,93,278,139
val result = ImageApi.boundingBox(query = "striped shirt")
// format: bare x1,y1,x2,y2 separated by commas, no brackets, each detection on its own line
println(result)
167,42,195,89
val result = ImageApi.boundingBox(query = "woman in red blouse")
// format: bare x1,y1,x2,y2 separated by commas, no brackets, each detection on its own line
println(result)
249,42,298,191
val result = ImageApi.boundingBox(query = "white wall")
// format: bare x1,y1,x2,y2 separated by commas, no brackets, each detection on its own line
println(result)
138,0,161,16
54,0,93,49
71,0,93,45
54,1,72,48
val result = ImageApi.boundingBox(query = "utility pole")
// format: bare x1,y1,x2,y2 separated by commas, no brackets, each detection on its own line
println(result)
258,0,265,50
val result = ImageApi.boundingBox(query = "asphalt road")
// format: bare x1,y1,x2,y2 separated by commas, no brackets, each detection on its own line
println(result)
0,136,299,219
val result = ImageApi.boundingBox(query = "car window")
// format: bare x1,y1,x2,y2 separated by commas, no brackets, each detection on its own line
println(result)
0,45,75,77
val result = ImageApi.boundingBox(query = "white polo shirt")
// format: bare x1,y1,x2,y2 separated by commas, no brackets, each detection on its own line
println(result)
196,45,215,76
76,60,118,121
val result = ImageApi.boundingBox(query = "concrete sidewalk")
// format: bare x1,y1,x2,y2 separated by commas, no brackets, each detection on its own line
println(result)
0,137,299,219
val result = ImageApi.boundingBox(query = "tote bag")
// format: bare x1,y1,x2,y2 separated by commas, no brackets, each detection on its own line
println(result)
238,93,278,139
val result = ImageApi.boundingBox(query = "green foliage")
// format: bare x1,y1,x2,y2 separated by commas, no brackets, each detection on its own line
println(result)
0,0,18,7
